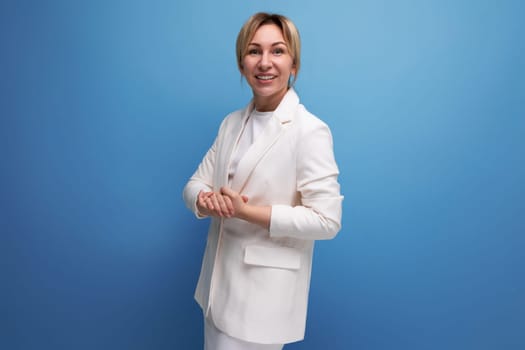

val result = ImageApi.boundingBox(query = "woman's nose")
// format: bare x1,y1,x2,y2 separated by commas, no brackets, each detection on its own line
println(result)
258,52,272,70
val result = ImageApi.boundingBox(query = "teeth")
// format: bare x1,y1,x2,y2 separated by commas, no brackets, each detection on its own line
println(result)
257,75,275,80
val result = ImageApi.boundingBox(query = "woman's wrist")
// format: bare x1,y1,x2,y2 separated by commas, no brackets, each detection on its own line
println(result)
236,204,271,230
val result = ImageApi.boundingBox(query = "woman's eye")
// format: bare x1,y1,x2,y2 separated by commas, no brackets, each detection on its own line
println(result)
248,49,260,55
273,48,285,55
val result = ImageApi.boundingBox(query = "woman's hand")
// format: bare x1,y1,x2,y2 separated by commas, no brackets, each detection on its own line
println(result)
197,188,269,229
220,187,270,229
197,190,241,218
220,187,249,217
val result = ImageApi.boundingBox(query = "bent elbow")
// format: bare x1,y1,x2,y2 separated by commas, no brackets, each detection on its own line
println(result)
317,216,341,240
328,220,342,240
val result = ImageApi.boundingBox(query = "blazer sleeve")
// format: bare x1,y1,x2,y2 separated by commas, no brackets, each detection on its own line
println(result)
269,119,343,240
182,134,219,219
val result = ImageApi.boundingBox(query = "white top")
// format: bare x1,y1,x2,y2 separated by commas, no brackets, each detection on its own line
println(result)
228,109,273,183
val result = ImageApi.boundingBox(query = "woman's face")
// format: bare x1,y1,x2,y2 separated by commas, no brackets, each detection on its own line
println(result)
241,24,296,111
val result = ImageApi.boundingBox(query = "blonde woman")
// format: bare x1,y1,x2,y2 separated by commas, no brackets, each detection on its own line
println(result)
183,12,343,350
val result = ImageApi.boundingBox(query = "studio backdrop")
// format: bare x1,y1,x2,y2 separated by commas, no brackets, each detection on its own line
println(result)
2,1,524,349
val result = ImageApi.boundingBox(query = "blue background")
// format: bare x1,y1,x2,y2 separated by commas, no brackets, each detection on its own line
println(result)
1,1,524,349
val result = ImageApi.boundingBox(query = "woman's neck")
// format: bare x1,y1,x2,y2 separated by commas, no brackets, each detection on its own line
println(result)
253,87,289,112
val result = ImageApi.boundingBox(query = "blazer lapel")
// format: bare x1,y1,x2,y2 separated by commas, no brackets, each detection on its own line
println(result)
214,101,253,189
230,89,300,192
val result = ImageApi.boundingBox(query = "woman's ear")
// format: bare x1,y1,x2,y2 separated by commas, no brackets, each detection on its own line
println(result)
291,59,297,75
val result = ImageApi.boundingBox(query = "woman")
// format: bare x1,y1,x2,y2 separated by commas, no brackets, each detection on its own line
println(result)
183,12,343,350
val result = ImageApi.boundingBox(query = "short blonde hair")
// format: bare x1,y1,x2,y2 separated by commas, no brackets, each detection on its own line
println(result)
236,12,301,86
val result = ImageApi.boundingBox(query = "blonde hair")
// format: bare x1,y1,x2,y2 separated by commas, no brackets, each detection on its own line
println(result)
236,12,301,86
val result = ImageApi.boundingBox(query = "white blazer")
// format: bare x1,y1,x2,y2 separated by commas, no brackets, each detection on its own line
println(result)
183,89,343,344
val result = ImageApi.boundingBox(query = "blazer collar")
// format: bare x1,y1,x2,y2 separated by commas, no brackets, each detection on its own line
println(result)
242,88,300,125
230,88,300,192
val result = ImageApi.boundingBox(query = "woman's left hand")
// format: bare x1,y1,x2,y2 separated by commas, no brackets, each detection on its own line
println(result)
220,187,249,217
221,186,270,229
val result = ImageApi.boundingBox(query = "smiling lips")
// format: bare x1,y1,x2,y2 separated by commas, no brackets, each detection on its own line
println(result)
256,75,276,81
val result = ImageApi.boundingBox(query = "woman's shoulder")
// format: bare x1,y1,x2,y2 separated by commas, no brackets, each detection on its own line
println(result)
224,107,245,121
295,104,331,132
217,103,251,133
224,99,253,122
220,108,243,125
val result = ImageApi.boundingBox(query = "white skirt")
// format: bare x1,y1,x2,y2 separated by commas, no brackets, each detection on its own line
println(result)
204,313,284,350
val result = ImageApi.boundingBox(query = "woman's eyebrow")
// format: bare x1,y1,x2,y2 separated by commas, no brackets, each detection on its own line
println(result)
248,41,287,47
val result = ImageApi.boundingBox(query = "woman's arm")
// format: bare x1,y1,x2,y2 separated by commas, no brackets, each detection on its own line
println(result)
269,121,343,240
220,187,271,229
182,136,218,218
219,121,342,240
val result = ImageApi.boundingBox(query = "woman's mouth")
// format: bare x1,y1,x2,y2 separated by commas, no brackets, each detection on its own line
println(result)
256,75,276,81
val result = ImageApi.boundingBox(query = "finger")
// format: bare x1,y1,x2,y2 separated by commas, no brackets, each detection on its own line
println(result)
222,195,234,216
217,194,232,217
216,195,230,217
197,192,207,207
201,191,213,201
210,194,222,216
206,196,215,211
221,187,241,205
220,186,235,198
198,191,211,204
241,195,249,203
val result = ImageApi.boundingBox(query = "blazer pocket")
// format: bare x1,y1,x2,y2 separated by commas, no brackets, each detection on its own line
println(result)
244,245,301,270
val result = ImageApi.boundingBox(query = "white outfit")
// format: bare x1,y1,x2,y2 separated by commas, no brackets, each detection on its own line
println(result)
205,109,282,350
183,89,343,345
205,312,284,350
228,109,273,182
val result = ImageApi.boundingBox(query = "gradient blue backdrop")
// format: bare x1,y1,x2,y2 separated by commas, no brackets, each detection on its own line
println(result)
1,1,524,349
